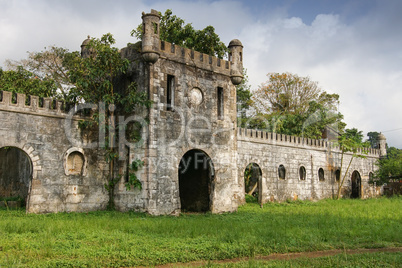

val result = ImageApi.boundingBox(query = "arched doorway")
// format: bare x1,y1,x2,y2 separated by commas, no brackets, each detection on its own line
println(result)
0,147,33,206
351,170,361,199
178,149,214,212
244,163,262,196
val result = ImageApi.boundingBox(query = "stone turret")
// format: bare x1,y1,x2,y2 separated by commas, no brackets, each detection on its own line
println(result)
141,9,161,63
228,39,243,85
81,36,92,58
377,133,387,158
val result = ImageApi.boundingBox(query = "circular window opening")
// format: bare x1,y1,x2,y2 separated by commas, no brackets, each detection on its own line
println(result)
299,166,306,180
189,87,203,106
278,164,286,180
318,168,325,181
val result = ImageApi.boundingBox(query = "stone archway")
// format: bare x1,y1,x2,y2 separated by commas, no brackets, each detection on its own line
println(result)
351,170,361,199
244,163,262,196
0,147,33,206
178,149,214,212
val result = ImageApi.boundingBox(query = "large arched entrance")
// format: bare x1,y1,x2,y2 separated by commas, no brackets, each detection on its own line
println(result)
351,170,361,199
178,149,214,212
0,147,33,206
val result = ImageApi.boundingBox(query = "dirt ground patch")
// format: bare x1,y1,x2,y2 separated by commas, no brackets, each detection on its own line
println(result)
152,247,402,267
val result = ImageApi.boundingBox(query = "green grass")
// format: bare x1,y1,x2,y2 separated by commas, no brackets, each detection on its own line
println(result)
0,197,401,267
198,252,402,267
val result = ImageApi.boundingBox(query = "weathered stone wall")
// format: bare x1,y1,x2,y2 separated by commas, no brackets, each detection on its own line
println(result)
0,91,109,213
114,40,240,215
237,128,379,203
0,9,383,215
113,44,150,213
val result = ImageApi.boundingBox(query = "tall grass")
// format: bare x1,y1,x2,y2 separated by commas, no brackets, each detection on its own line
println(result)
0,197,400,267
199,252,402,267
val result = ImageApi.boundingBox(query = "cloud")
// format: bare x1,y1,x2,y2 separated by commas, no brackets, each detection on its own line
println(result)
0,0,401,148
0,0,148,63
240,5,402,148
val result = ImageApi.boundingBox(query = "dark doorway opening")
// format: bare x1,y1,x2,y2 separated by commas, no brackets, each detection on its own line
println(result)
178,149,214,212
244,163,262,203
244,163,262,195
335,169,341,182
0,147,32,206
351,170,361,199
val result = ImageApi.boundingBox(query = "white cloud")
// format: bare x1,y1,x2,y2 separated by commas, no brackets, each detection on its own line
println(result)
241,8,402,148
0,0,401,148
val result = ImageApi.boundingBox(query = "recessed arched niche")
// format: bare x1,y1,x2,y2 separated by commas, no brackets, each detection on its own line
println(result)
64,148,87,176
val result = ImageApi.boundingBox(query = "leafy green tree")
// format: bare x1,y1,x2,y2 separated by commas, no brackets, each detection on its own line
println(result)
5,46,73,101
254,73,322,115
0,66,57,98
249,72,345,139
372,147,402,185
336,128,369,199
366,131,380,149
65,33,151,209
131,9,228,58
343,128,364,143
236,69,253,128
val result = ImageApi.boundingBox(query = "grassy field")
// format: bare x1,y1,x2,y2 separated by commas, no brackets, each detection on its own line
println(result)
0,197,401,267
198,252,401,267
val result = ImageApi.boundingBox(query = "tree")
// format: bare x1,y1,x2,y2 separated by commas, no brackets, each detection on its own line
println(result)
236,69,253,128
0,66,57,98
343,128,364,143
254,73,321,115
250,72,345,139
366,131,380,149
336,128,369,199
65,33,151,209
131,9,228,58
5,46,74,101
372,147,402,185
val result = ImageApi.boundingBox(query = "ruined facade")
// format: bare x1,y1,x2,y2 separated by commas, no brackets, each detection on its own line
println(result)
0,10,384,214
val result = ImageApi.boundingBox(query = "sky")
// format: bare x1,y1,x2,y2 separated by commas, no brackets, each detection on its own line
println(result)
1,0,401,148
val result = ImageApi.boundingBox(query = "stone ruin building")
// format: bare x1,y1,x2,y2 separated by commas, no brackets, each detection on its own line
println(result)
0,10,386,214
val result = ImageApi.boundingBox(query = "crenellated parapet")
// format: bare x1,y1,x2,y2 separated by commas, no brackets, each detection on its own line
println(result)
140,9,243,85
158,40,232,76
0,90,88,119
237,128,380,157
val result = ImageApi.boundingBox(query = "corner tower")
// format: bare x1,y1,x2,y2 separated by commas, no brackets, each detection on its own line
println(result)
81,36,92,58
228,39,243,85
377,133,387,158
141,9,161,63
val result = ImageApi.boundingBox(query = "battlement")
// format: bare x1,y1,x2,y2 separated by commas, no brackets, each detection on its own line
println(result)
237,128,380,157
0,90,85,119
159,40,232,76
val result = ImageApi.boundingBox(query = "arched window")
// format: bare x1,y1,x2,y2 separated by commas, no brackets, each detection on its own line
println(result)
318,168,325,181
299,166,306,180
64,148,87,176
335,169,341,182
244,163,262,196
351,170,361,199
278,164,286,180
